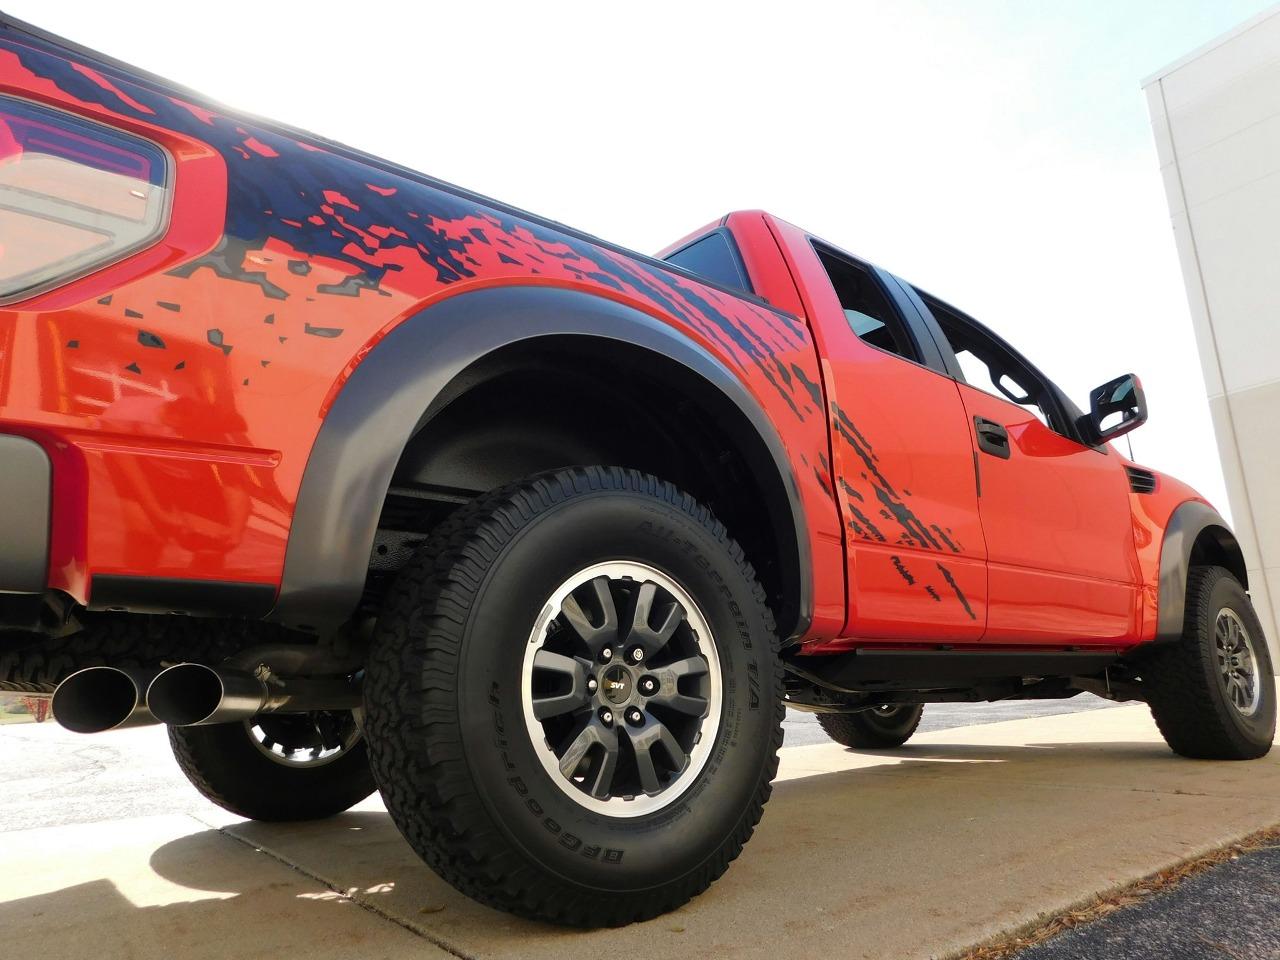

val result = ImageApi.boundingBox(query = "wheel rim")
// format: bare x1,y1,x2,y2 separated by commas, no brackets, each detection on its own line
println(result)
245,709,363,768
866,703,913,727
1214,608,1262,718
520,561,722,818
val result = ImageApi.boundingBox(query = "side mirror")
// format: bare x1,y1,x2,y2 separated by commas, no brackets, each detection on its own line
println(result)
1082,373,1147,445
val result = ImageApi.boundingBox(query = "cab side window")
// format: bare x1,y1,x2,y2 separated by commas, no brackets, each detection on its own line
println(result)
923,293,1071,436
815,244,918,361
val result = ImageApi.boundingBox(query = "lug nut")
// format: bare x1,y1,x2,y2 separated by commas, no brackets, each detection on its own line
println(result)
626,707,643,726
599,708,614,726
587,677,598,693
629,646,644,663
639,677,657,695
600,648,613,663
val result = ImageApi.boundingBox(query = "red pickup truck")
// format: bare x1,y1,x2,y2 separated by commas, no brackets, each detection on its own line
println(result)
0,15,1273,926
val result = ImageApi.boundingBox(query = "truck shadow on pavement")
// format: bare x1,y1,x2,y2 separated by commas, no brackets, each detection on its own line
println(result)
6,737,1276,960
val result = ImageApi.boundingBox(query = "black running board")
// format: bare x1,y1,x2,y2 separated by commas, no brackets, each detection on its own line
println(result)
787,648,1120,693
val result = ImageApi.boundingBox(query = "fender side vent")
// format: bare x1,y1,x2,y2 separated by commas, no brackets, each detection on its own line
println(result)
1126,466,1157,495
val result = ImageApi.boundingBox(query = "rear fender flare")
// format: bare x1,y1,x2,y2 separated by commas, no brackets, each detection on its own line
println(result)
271,285,812,636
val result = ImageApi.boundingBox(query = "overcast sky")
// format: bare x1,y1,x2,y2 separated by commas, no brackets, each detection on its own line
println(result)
12,0,1275,515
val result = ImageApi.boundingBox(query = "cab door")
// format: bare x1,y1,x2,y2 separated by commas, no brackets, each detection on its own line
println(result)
912,291,1142,644
770,222,988,642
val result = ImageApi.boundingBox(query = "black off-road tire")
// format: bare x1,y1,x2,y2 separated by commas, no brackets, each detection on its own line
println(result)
169,718,377,821
1145,566,1276,760
362,466,785,926
1,617,194,694
1,616,279,694
818,704,924,749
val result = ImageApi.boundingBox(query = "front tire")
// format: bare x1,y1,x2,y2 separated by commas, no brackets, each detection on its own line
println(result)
1145,566,1276,760
169,712,376,821
818,704,923,749
363,467,784,926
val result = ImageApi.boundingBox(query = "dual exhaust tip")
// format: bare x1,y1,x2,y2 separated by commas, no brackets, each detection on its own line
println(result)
50,666,157,734
50,662,359,735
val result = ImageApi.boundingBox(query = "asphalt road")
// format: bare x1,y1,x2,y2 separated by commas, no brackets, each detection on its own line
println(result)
1020,845,1280,959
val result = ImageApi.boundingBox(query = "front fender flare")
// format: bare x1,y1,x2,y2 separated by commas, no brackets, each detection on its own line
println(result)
270,284,812,636
1155,500,1246,642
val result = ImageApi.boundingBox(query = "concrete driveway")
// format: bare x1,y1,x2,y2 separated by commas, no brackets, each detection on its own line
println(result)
3,702,1278,960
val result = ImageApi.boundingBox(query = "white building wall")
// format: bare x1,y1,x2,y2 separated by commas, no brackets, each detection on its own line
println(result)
1145,6,1280,654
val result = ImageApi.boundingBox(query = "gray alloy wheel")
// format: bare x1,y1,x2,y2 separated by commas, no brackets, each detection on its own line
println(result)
521,561,723,817
1214,607,1262,718
245,709,364,768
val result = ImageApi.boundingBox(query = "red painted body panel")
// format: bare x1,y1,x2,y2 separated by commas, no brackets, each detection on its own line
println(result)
954,385,1142,645
1127,468,1211,641
761,218,988,648
723,212,845,637
0,36,837,619
0,29,1220,654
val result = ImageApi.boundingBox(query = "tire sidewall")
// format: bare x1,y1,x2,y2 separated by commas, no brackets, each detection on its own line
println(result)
455,489,776,892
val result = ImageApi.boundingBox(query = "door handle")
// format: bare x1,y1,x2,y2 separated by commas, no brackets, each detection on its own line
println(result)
974,416,1011,459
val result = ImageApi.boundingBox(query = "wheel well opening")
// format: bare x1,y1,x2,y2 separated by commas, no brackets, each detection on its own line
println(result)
1190,525,1248,588
364,336,802,636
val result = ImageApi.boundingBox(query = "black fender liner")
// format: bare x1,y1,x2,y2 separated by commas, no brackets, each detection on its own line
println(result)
270,285,812,636
1155,500,1247,642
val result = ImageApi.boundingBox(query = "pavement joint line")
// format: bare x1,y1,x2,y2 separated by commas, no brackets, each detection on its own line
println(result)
207,819,478,960
791,767,1232,798
778,760,1240,796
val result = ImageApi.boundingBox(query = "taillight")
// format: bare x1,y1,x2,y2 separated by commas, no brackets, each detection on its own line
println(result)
0,96,170,304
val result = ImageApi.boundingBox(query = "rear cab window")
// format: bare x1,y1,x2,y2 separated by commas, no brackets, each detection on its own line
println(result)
662,229,753,294
813,243,919,362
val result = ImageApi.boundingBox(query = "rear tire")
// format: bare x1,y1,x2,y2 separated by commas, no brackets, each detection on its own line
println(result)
818,704,923,749
363,467,785,926
1,615,244,694
1145,566,1276,760
169,713,376,821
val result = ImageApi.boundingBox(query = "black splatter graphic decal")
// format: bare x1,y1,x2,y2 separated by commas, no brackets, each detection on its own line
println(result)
833,402,975,620
935,563,975,620
5,38,819,428
206,329,231,355
0,34,842,607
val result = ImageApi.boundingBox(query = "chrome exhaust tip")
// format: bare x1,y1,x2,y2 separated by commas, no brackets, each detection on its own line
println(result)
147,660,362,727
51,666,157,734
146,662,265,727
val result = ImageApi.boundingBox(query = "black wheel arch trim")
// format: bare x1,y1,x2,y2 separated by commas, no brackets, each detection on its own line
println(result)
1156,500,1248,643
270,284,813,639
